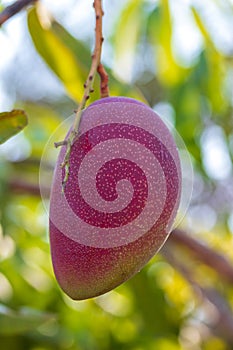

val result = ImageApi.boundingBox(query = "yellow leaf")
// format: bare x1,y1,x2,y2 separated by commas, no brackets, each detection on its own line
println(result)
28,7,85,102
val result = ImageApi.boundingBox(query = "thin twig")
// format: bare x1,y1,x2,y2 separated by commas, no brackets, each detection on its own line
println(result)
97,63,109,98
72,0,105,131
0,0,37,26
9,179,50,197
55,0,106,191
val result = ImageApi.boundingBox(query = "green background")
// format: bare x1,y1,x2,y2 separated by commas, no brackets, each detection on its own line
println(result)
0,1,233,349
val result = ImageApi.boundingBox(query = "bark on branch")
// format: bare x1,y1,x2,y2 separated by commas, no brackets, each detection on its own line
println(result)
54,0,108,191
169,229,233,284
0,0,37,26
9,179,50,197
97,63,109,98
162,246,233,343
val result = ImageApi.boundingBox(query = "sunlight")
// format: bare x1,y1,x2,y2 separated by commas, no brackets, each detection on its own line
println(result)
201,125,232,180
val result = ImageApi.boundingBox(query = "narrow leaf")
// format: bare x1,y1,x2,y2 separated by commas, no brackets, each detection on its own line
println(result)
191,7,215,47
0,305,55,335
0,109,28,144
156,0,185,85
51,21,91,71
113,0,145,81
28,7,85,102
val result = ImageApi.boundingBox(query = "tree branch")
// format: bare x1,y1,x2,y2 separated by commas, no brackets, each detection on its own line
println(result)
0,0,37,26
55,0,107,191
162,246,233,343
97,63,109,98
9,179,50,197
72,0,105,131
169,229,233,284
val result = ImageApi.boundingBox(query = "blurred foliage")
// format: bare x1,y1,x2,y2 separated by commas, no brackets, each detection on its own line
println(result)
0,0,233,349
0,110,28,144
28,7,86,103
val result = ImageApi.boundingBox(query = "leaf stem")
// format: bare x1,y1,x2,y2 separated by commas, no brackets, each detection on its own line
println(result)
55,0,108,191
97,63,110,98
72,0,107,128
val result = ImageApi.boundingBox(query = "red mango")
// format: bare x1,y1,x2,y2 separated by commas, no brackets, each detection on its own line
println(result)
49,97,181,300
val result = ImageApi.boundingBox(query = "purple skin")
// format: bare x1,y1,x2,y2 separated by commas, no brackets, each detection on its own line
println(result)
49,97,181,300
89,96,148,108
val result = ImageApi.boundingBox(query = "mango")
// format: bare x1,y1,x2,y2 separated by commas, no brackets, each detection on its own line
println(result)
49,97,181,300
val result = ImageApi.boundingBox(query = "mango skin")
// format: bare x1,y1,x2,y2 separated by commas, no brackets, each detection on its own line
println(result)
49,97,181,300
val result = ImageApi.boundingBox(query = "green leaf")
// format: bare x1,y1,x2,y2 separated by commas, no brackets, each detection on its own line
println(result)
204,49,227,113
150,0,186,86
0,305,55,335
190,9,227,113
51,21,91,71
0,109,28,144
28,7,145,104
27,7,85,102
191,7,216,48
50,17,145,102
